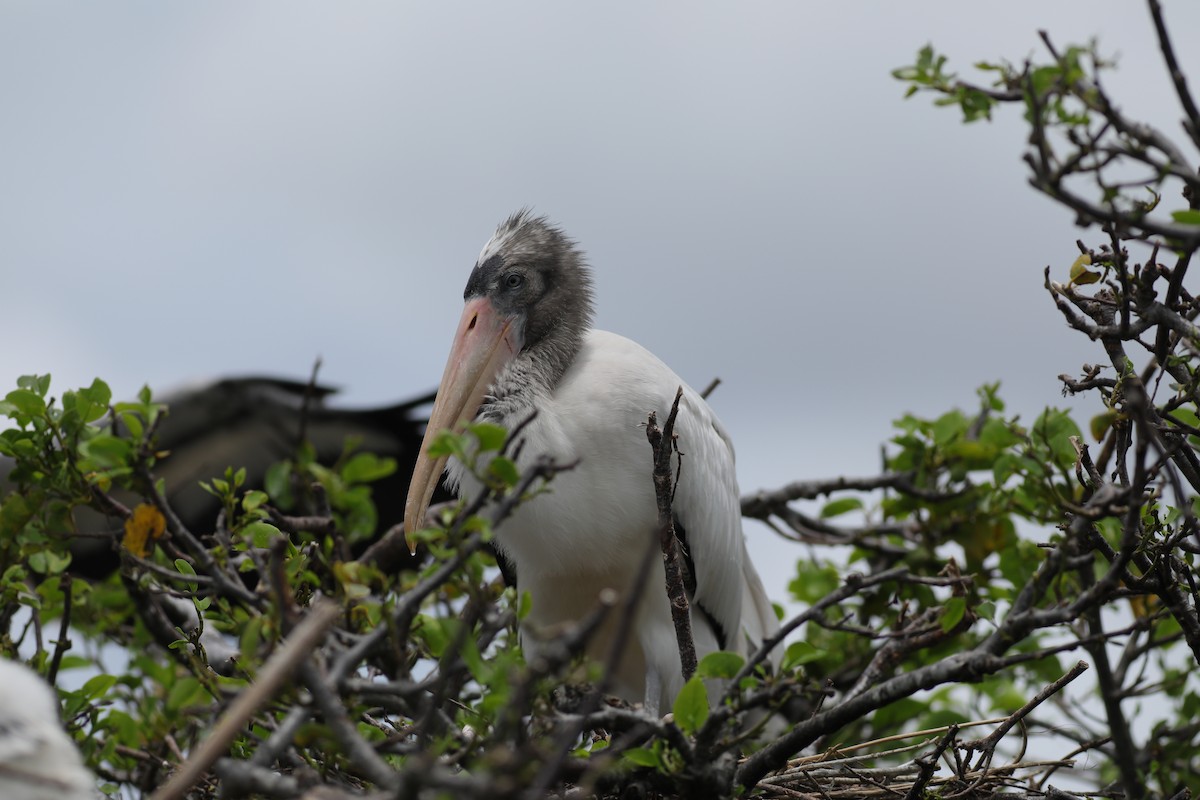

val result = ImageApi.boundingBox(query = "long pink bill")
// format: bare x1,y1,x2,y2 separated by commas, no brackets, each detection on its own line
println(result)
404,296,522,553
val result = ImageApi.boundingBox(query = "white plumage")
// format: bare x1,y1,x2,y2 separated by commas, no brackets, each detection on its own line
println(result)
0,659,96,800
450,330,776,707
406,212,777,712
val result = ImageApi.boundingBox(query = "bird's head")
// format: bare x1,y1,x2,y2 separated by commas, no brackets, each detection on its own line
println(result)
403,211,593,549
465,210,594,355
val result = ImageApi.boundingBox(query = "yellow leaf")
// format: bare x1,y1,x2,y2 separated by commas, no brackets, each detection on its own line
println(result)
1128,594,1159,619
1069,253,1101,285
1090,411,1121,441
123,503,166,558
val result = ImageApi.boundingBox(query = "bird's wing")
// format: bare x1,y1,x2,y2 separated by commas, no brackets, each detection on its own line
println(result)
662,384,750,655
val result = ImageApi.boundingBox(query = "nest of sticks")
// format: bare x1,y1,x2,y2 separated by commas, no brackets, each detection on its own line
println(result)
752,717,1092,800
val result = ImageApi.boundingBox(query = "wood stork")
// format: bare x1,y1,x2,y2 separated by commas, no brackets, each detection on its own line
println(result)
404,211,777,712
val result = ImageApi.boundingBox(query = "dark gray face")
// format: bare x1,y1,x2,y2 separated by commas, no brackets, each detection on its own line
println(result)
464,211,595,353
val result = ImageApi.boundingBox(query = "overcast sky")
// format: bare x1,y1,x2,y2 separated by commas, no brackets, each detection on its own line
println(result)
3,2,1199,600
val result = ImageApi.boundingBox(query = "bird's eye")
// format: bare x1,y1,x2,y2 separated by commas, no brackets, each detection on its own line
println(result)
504,273,524,290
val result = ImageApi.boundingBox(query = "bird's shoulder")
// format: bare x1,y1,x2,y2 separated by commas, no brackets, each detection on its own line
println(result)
561,330,690,405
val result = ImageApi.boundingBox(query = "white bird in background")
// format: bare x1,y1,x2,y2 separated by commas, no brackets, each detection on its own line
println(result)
0,658,97,800
405,211,777,712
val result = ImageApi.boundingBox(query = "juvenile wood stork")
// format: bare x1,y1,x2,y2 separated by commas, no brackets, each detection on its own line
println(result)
404,211,777,711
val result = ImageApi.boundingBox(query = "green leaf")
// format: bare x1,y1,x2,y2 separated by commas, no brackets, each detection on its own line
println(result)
80,434,132,467
978,417,1022,449
487,456,521,488
426,430,467,461
119,410,144,439
975,600,996,622
468,422,508,453
165,677,207,712
672,676,709,734
17,374,51,395
4,388,46,417
932,410,967,446
782,640,824,672
943,439,996,469
27,549,71,575
264,461,293,506
819,496,863,519
81,673,118,700
623,747,661,768
788,560,840,604
1032,408,1082,468
416,615,451,658
242,490,269,512
341,452,397,484
243,521,280,548
1171,209,1200,226
79,378,112,410
696,651,744,680
940,596,967,632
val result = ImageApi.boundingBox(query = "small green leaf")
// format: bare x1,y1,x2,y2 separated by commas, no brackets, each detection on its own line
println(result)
696,651,744,680
782,640,824,672
341,452,397,484
819,496,863,519
165,677,207,712
426,430,467,461
79,378,112,409
940,596,967,632
17,374,51,395
1171,209,1200,225
975,600,996,622
672,676,709,734
468,422,508,453
932,410,968,445
119,410,144,439
264,461,293,505
623,747,661,768
80,434,132,467
28,549,71,575
242,490,269,512
81,673,118,700
4,388,46,417
487,456,521,487
243,521,280,548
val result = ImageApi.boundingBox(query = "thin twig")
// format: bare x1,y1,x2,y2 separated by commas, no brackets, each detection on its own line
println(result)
646,386,697,682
